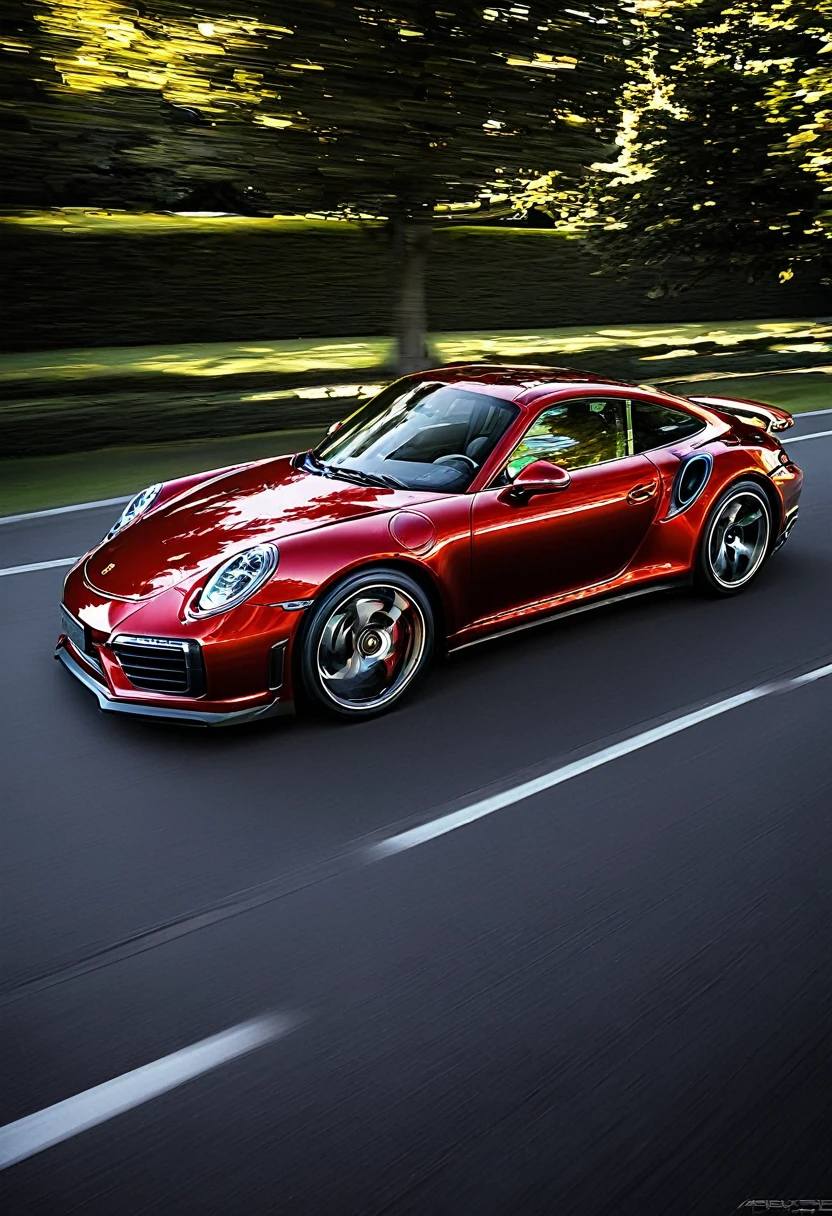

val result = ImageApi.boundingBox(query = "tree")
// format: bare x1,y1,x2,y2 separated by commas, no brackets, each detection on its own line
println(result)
762,0,832,252
0,0,627,371
587,0,831,295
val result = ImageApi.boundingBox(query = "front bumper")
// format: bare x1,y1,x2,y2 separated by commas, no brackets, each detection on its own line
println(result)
57,555,306,726
55,641,294,726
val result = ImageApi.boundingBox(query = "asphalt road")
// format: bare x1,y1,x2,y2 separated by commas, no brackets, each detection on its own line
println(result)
1,414,831,1215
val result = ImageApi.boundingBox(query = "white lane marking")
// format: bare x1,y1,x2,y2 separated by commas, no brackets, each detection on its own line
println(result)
785,429,832,444
371,662,832,858
791,661,832,686
1,664,830,1164
0,1014,297,1171
0,556,78,578
0,496,130,526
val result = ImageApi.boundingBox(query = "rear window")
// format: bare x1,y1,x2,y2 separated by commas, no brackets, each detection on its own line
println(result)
632,401,704,453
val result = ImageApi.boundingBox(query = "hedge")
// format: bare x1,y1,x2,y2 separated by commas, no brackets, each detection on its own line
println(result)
2,218,827,353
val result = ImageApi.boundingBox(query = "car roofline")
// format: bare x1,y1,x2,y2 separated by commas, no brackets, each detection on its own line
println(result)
408,364,635,410
406,365,732,423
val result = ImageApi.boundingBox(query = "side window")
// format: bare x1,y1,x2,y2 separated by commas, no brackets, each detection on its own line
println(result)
504,398,627,480
632,400,703,453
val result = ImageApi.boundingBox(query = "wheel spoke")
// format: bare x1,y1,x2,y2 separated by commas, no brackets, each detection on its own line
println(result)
383,591,408,625
713,545,730,577
723,500,742,527
734,540,753,567
354,597,386,629
322,649,364,681
321,614,351,663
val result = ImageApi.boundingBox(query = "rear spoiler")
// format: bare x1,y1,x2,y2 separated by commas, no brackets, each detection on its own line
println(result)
685,395,794,434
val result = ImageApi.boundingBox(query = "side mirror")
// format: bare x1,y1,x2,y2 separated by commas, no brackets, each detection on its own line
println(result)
504,459,571,502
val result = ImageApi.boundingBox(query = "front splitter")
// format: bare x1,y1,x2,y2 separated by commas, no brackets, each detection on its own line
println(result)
55,644,294,727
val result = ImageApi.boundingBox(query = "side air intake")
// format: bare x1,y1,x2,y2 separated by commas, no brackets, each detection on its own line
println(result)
670,452,713,516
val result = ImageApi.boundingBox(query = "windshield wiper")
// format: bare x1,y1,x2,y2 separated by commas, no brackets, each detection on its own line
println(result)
341,468,407,490
321,462,406,490
298,450,406,490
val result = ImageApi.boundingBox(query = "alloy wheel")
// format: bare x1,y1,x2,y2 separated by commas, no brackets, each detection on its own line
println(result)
315,583,427,711
706,490,770,589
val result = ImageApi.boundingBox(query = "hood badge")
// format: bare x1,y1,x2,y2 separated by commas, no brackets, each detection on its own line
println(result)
101,562,116,576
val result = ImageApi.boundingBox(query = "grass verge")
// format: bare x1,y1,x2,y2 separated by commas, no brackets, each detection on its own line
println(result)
3,318,830,458
2,319,830,388
660,369,831,413
0,427,324,517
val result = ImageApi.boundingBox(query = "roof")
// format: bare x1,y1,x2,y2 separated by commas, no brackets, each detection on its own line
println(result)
404,364,732,430
412,363,634,408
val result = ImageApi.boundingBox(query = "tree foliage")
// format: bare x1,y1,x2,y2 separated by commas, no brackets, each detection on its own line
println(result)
4,1,830,347
763,0,832,245
1,1,626,215
588,0,832,292
1,1,630,368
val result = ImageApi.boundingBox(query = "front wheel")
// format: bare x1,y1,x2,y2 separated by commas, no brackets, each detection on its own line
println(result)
695,480,773,597
298,568,435,720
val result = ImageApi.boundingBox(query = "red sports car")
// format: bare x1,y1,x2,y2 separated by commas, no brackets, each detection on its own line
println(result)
57,365,802,725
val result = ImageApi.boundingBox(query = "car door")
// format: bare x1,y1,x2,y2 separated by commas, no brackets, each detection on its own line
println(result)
471,396,660,623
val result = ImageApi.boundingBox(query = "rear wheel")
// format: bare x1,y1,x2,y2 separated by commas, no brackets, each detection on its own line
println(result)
299,568,434,720
695,480,772,597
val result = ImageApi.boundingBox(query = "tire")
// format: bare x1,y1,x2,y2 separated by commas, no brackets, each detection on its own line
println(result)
695,479,773,597
298,567,435,720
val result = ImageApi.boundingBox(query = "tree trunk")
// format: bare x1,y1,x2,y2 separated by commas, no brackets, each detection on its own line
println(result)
392,217,432,376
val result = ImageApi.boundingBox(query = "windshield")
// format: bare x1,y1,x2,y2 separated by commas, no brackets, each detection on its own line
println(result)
313,381,519,493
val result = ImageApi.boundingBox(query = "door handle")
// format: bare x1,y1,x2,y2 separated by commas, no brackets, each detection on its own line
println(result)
627,481,658,505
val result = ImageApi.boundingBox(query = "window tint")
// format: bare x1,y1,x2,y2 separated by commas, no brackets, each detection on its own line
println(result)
632,400,703,452
504,398,627,480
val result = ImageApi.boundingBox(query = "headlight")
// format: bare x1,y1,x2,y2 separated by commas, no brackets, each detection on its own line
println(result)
107,484,162,539
194,544,278,616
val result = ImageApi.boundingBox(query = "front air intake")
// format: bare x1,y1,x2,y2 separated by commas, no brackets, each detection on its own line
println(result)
112,635,206,697
268,640,287,691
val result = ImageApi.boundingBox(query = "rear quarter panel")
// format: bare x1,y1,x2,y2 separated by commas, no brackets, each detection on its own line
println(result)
635,437,787,577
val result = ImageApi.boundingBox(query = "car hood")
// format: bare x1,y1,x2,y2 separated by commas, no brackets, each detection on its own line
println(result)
84,456,433,600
